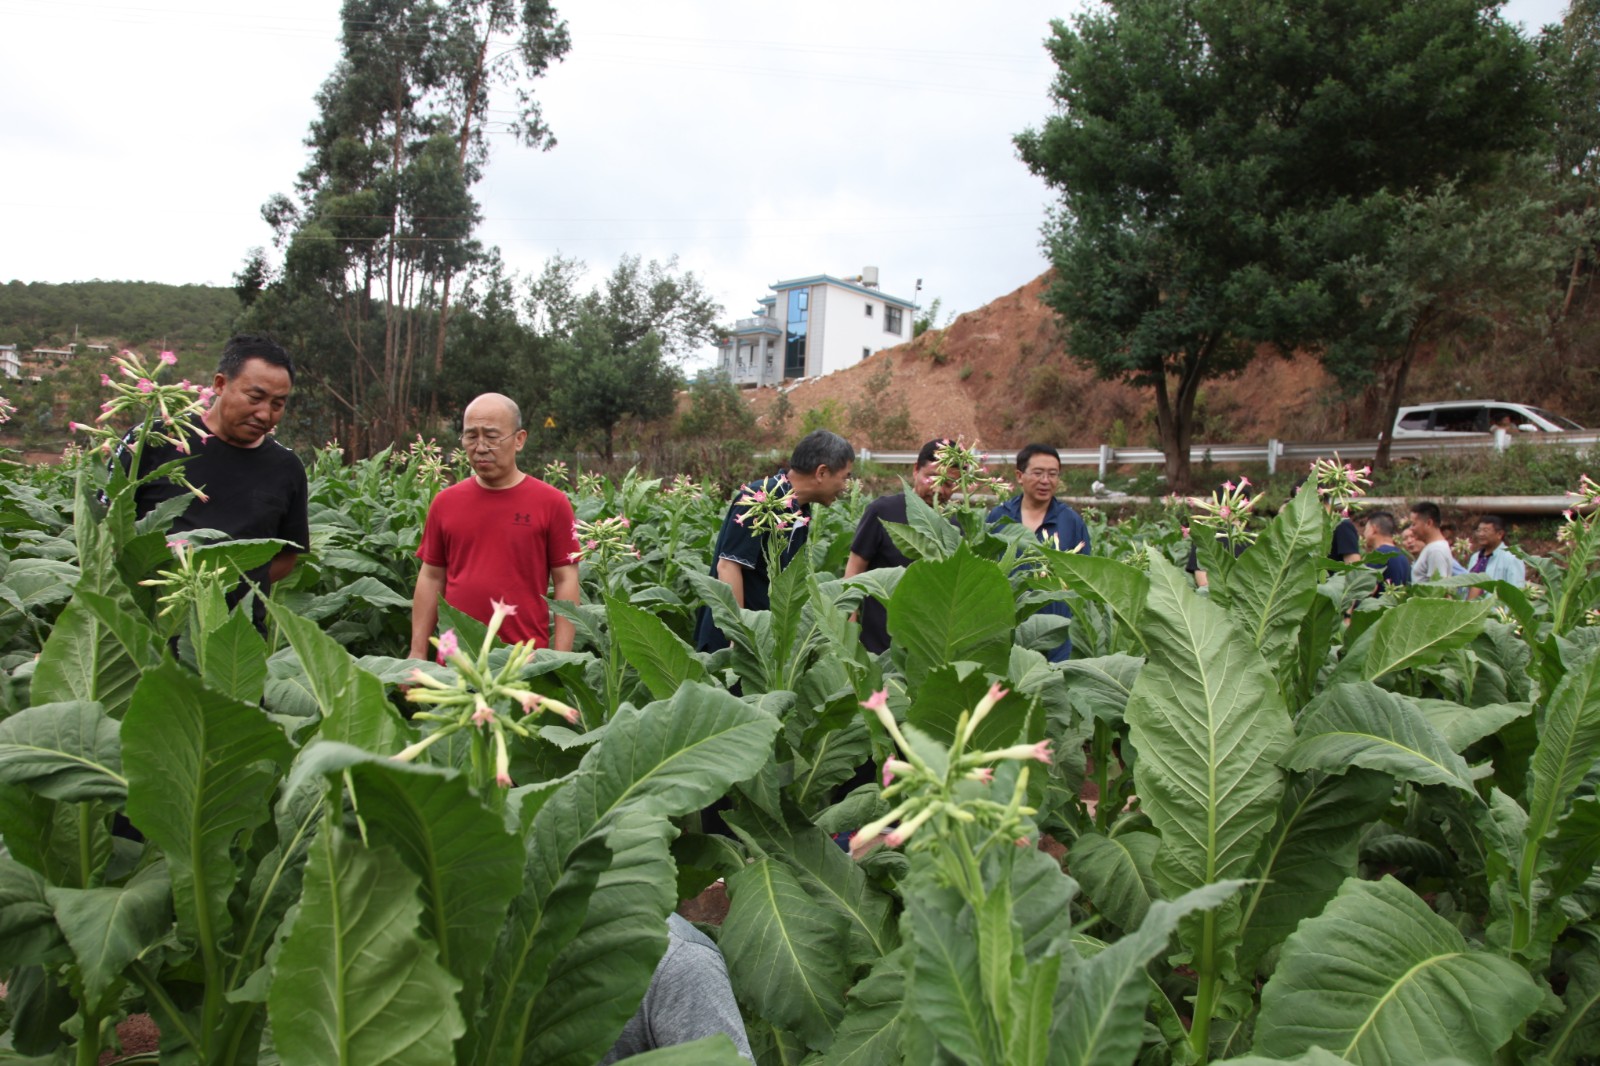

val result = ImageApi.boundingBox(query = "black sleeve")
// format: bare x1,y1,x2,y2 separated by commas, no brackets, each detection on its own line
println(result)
1185,542,1199,574
849,497,885,560
1331,519,1360,559
716,487,765,570
280,459,311,553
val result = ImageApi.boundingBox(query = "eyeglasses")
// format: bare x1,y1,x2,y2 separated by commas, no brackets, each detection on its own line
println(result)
460,431,511,450
1021,468,1060,480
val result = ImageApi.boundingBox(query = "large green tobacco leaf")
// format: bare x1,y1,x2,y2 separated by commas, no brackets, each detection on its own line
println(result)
1058,654,1144,725
888,543,1015,689
685,569,771,692
1124,550,1292,906
1281,682,1475,792
620,1036,754,1064
1069,831,1161,933
0,701,125,802
1522,652,1600,891
1538,941,1600,1065
1409,697,1530,752
604,593,707,701
522,813,677,1066
343,760,522,1013
905,880,1003,1064
1224,485,1325,676
901,487,964,559
31,584,157,720
1334,598,1492,682
1238,769,1393,972
200,606,268,705
908,663,1034,750
45,862,170,1013
478,683,781,1066
817,949,906,1066
269,829,464,1066
726,805,897,963
1044,550,1149,641
121,662,291,952
1053,881,1246,1066
266,602,404,753
1255,876,1540,1063
722,857,851,1050
0,856,68,966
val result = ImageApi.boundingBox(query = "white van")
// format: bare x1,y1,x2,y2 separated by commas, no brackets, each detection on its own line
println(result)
1391,400,1584,439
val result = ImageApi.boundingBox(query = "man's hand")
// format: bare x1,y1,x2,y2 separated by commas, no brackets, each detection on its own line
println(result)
410,563,447,660
550,564,580,653
268,549,300,585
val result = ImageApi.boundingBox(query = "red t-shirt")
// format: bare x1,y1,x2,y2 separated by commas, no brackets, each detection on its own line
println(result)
416,475,579,647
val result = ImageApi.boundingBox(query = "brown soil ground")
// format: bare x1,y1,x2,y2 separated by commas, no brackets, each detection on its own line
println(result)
743,272,1335,452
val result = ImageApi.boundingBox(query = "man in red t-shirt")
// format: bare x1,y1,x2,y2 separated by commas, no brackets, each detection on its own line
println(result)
410,393,581,655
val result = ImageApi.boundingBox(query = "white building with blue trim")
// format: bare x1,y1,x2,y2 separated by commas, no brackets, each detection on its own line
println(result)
717,267,915,387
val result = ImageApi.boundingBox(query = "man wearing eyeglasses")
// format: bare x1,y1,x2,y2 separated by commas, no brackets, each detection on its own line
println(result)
409,393,581,658
987,443,1089,663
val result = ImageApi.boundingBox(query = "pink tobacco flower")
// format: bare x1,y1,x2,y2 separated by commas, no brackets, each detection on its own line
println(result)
136,379,155,394
100,374,112,387
435,629,460,665
967,767,994,784
158,351,177,366
472,697,495,728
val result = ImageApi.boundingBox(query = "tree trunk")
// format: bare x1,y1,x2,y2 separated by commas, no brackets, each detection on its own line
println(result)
1373,316,1430,471
604,423,616,464
1152,336,1215,494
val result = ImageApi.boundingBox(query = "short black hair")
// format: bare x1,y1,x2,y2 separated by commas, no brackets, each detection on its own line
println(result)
915,439,945,468
1410,501,1442,526
217,333,295,383
1476,514,1508,535
1015,443,1060,472
790,429,854,475
1366,511,1398,537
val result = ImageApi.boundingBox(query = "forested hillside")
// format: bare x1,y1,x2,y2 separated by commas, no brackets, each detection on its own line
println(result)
0,280,239,352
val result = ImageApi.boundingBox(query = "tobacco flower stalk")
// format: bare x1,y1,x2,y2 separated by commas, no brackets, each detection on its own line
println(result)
396,599,578,789
851,683,1046,859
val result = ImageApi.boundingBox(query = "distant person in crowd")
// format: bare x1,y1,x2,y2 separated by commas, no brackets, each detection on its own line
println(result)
128,333,309,633
1408,501,1455,583
694,429,855,652
1363,511,1412,588
1465,514,1526,598
1439,521,1469,576
1399,524,1423,558
1185,479,1251,591
600,914,753,1063
1331,511,1363,565
988,443,1089,662
410,393,580,657
845,438,956,653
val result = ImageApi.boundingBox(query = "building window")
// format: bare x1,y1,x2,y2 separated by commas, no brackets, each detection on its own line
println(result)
884,306,903,335
785,289,809,378
864,303,874,317
862,347,871,360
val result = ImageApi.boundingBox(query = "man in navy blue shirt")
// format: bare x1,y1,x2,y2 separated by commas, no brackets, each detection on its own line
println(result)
988,443,1089,662
1362,511,1412,588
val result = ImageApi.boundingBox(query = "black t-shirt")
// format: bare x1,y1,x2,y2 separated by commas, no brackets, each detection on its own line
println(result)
849,492,958,654
693,475,812,652
1330,518,1361,563
128,416,310,623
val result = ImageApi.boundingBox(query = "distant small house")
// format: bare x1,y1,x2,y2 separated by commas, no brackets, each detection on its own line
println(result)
0,345,19,380
85,343,111,353
717,267,915,387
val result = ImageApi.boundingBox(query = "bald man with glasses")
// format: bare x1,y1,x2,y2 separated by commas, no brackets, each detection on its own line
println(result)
409,393,581,657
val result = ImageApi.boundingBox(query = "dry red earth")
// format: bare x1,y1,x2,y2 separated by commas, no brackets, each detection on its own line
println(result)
742,272,1335,452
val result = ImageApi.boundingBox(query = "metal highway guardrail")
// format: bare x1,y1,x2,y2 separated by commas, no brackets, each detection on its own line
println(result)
857,429,1600,480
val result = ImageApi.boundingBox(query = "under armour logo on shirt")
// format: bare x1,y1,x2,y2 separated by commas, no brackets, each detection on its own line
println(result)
513,512,532,526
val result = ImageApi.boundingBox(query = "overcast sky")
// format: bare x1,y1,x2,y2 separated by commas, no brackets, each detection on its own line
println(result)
0,0,1575,366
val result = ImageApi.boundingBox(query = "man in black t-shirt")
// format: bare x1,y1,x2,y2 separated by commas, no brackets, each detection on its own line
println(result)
693,429,854,652
844,439,955,653
128,334,309,629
